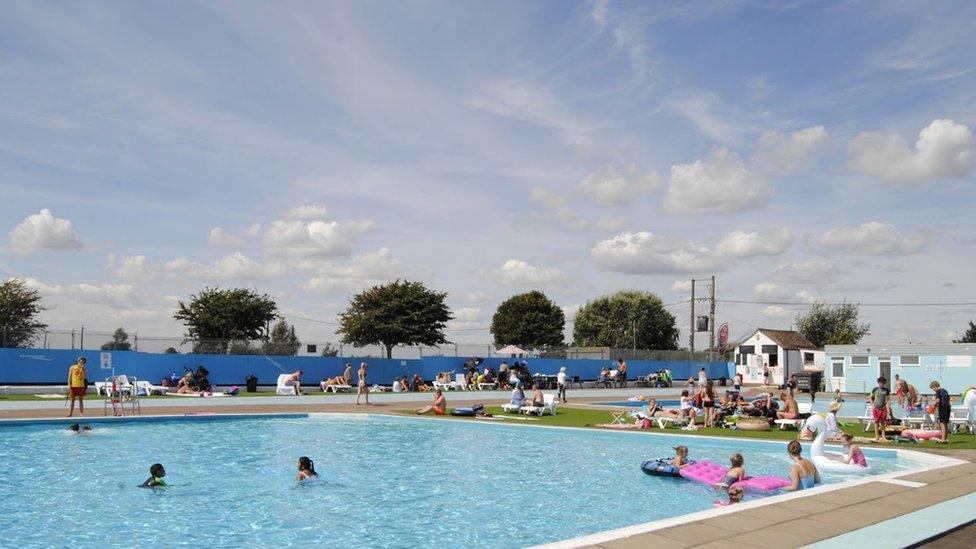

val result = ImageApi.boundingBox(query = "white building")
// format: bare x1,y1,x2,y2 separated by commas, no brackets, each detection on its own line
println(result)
733,328,824,386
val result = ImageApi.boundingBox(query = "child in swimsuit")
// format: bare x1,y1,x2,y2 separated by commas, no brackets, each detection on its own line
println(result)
715,453,745,488
140,463,167,487
669,445,690,468
838,434,868,467
297,456,318,480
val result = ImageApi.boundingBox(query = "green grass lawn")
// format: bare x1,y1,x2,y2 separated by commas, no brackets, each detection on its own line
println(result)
394,405,976,450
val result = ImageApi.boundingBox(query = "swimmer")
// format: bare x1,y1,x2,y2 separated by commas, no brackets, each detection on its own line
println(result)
297,456,318,480
670,445,691,468
834,434,868,467
715,453,745,488
140,463,167,488
786,440,820,491
69,423,92,434
716,485,744,506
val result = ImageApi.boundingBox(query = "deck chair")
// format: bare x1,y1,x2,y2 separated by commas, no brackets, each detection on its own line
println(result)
855,403,876,432
949,406,972,434
521,393,557,416
774,402,813,430
432,372,455,391
135,380,168,396
501,401,523,413
454,373,468,390
276,374,297,396
320,381,352,393
609,410,628,425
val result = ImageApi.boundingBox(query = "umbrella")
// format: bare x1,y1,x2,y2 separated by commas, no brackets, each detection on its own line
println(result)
495,344,528,356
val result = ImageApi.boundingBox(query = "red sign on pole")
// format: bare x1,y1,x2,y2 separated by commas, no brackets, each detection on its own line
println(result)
718,323,729,351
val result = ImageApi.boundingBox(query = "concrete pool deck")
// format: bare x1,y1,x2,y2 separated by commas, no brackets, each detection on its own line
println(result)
2,390,975,548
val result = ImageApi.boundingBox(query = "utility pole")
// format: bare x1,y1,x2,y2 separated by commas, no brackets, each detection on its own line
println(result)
80,326,85,350
709,275,716,362
689,279,696,361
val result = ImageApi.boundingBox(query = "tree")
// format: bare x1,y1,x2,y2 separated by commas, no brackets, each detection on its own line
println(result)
490,291,564,348
337,280,451,358
0,278,47,348
100,327,132,351
954,321,976,343
264,319,300,356
173,287,277,354
164,347,178,354
572,290,679,350
321,342,340,357
795,300,870,348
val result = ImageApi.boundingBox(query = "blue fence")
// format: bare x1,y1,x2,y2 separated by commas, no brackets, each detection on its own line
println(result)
0,348,732,386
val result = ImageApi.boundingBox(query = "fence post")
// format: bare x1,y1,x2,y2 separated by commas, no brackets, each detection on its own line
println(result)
43,330,48,349
80,326,85,350
134,332,139,352
71,329,76,350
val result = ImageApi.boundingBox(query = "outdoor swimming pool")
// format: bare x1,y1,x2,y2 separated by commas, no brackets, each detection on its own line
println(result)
0,414,933,548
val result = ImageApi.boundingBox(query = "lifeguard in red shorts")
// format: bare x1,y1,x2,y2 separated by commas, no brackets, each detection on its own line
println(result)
67,356,87,417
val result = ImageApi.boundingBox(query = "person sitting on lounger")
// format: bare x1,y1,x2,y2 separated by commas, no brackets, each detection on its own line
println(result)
411,374,429,392
510,385,526,407
176,372,195,394
679,390,698,421
417,389,447,415
527,384,544,408
321,373,350,390
283,370,303,396
776,392,799,420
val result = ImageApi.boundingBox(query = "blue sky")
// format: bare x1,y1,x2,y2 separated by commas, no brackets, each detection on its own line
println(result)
2,0,975,350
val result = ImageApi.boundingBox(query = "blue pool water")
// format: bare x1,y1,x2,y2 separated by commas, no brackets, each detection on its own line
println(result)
0,415,923,548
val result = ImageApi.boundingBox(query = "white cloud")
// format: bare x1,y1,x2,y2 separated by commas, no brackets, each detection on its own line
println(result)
762,305,791,318
715,228,791,259
287,204,329,219
771,261,838,284
819,221,930,255
9,209,84,254
467,291,488,304
847,119,975,183
24,278,136,308
301,248,402,293
529,188,589,230
754,126,829,173
754,282,816,304
167,252,285,280
666,92,741,143
671,280,692,293
664,149,771,213
591,231,720,274
114,255,156,282
261,218,374,259
590,0,610,30
469,81,592,149
245,223,263,238
207,227,246,248
576,164,661,206
561,304,581,322
489,259,565,286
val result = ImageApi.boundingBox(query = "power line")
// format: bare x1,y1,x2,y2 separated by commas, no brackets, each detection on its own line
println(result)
718,299,976,307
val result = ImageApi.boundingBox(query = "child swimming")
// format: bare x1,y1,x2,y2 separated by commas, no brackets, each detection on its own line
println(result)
140,463,167,487
68,423,92,434
297,456,318,480
670,445,690,468
715,453,745,488
837,434,868,467
715,485,744,506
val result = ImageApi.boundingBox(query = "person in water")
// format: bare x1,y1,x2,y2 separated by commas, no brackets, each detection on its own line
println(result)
69,423,92,434
715,453,745,488
719,485,744,506
786,440,820,491
141,463,167,487
835,434,867,467
296,456,318,480
670,445,691,468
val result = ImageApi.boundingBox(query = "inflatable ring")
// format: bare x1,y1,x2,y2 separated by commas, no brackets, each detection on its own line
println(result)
640,458,695,478
737,420,771,431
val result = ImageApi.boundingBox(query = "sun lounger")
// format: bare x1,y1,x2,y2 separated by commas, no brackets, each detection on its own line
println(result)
501,402,522,413
949,406,972,434
855,403,876,432
520,393,557,416
654,415,691,429
432,371,455,391
135,380,168,396
321,381,352,393
477,381,498,390
774,402,813,430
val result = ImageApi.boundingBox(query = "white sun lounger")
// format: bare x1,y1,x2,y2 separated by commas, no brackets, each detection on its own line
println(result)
321,382,352,393
135,380,168,396
520,393,557,416
501,402,522,413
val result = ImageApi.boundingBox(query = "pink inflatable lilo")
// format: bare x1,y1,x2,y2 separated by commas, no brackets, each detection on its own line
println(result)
680,460,790,493
902,429,941,441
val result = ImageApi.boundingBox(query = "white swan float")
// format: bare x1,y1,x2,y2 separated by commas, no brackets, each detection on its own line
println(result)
802,414,871,475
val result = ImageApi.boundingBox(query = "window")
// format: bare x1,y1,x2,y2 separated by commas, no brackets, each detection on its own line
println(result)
831,358,844,377
735,354,742,365
803,352,815,364
739,345,755,355
851,356,869,366
306,344,317,354
768,354,778,367
900,355,919,366
947,355,972,368
761,345,778,354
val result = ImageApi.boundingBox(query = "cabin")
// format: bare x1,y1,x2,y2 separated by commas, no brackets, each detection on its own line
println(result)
824,342,976,394
733,328,824,386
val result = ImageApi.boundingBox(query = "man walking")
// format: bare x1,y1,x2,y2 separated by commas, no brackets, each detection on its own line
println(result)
67,356,87,417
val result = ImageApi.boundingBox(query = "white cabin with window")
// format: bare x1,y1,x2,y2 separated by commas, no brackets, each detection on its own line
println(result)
733,328,824,386
824,343,976,394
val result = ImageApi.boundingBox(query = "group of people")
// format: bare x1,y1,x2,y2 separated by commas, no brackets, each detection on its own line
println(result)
319,362,372,404
139,456,320,489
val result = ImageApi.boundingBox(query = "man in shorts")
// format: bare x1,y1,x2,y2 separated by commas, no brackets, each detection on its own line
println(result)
930,381,951,443
67,357,87,417
870,376,891,442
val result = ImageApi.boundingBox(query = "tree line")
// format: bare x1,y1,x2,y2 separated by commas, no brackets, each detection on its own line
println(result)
3,277,969,357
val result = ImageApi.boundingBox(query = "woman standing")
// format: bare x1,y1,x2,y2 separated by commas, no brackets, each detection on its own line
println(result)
701,380,716,428
356,362,369,405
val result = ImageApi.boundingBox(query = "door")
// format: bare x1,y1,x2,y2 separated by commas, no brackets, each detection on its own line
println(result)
829,357,845,392
879,357,891,384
